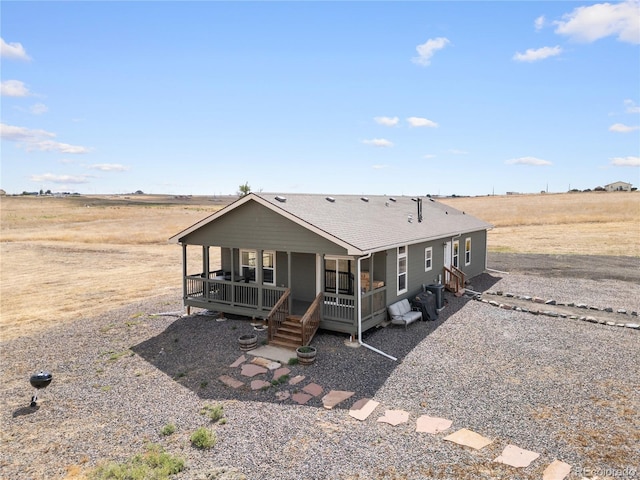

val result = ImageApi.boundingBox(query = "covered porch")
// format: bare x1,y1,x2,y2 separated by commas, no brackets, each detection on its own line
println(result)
180,244,388,345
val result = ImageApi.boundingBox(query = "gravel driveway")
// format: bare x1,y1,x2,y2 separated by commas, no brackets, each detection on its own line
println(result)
1,255,638,479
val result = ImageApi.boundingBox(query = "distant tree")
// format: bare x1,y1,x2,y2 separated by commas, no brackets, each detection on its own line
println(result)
45,189,52,195
134,190,144,195
238,182,251,197
594,186,605,191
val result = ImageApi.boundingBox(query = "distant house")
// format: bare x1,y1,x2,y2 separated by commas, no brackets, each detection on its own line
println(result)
604,181,632,192
170,193,492,347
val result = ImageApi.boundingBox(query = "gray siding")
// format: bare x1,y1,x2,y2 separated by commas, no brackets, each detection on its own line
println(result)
458,230,487,279
384,229,488,303
181,201,348,255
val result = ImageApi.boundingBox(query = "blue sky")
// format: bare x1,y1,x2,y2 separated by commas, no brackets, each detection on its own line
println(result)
1,1,639,196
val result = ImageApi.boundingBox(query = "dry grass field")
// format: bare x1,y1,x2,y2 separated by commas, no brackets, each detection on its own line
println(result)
1,191,638,341
0,195,228,341
440,191,640,256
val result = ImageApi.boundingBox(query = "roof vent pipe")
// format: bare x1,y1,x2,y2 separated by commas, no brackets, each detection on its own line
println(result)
326,196,335,203
274,195,287,203
360,197,369,202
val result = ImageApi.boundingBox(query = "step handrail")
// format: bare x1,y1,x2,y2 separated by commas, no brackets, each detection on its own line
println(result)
443,266,464,293
267,288,290,341
300,292,322,346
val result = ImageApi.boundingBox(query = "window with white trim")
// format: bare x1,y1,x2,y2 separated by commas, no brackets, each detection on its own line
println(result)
262,251,275,285
465,238,471,266
397,245,408,294
240,249,276,284
424,247,433,272
240,249,256,281
452,240,459,268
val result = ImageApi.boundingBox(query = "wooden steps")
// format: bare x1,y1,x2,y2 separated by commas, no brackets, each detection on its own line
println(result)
270,316,303,349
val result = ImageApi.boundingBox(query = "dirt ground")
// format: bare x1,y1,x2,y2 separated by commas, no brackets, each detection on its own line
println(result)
487,252,640,283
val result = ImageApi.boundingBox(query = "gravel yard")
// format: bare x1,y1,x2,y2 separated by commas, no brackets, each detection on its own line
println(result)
1,257,639,479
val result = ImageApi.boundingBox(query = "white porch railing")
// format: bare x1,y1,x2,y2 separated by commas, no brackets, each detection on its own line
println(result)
185,275,286,310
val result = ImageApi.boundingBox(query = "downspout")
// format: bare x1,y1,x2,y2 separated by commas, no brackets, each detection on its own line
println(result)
357,252,397,361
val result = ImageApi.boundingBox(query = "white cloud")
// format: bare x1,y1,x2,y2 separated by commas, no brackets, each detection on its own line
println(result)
423,154,436,159
1,79,30,97
29,173,93,184
624,99,640,113
534,15,546,31
29,103,48,115
372,164,388,169
406,116,439,128
374,116,399,127
0,123,54,141
31,141,91,154
506,156,553,166
88,163,130,172
513,45,562,62
412,37,450,66
609,123,639,133
0,122,91,154
610,156,640,166
362,138,394,148
554,0,640,44
0,38,31,60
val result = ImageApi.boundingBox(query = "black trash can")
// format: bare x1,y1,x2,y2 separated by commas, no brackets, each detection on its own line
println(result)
424,284,444,309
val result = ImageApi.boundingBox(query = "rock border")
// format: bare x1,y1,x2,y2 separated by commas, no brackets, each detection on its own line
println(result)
474,291,639,330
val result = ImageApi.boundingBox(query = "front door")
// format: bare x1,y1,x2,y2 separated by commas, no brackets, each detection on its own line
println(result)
291,252,316,305
443,241,452,285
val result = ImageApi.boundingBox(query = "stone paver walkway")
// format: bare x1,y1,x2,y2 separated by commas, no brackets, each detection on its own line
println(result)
494,444,540,468
349,398,379,421
415,415,452,434
543,460,573,480
219,353,572,480
444,428,493,450
322,390,354,409
377,409,410,426
302,383,323,397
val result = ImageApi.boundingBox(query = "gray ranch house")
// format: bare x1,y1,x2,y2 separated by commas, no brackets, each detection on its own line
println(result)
169,193,492,349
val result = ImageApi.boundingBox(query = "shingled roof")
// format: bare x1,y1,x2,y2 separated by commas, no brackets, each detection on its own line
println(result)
171,193,492,255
